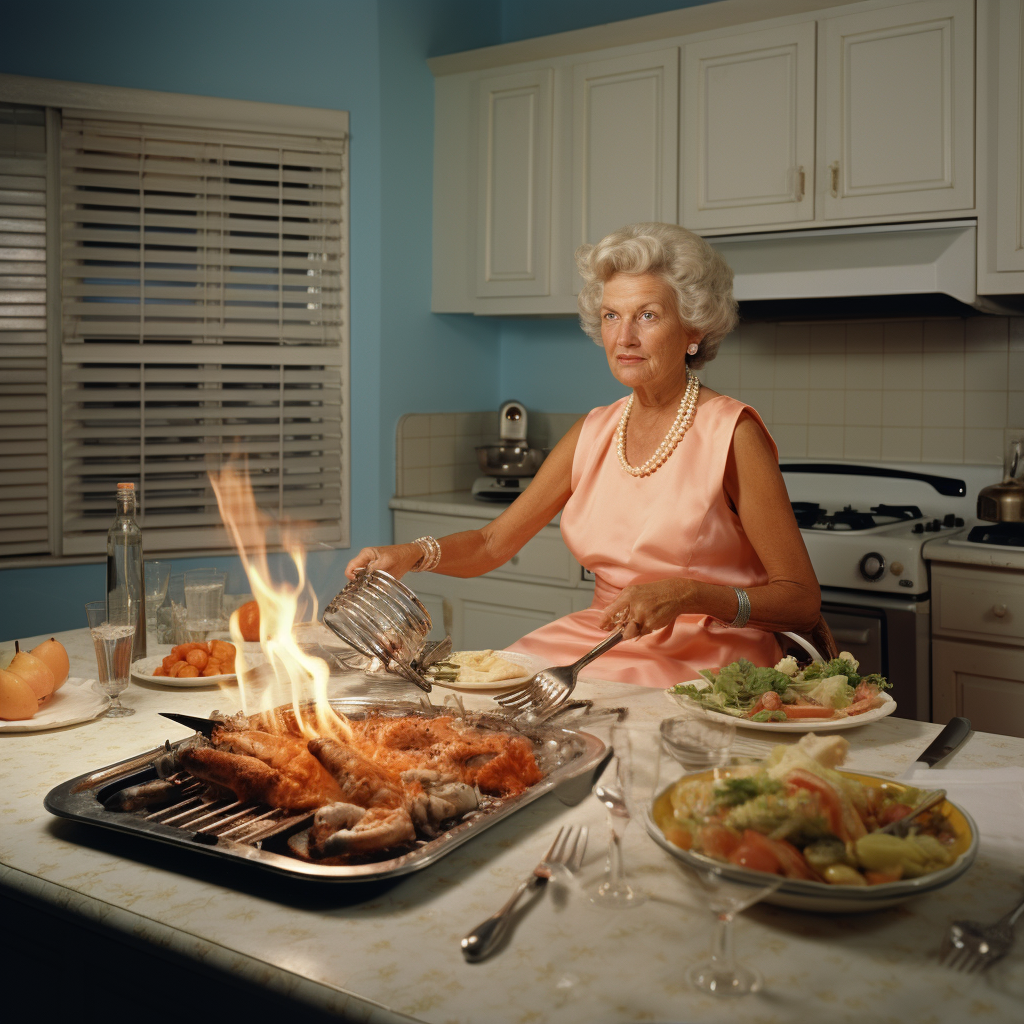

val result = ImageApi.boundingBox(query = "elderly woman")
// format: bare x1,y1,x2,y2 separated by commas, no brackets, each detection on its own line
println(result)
346,222,823,687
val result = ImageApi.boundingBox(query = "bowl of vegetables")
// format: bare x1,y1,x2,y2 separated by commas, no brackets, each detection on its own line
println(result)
667,653,897,731
645,734,977,913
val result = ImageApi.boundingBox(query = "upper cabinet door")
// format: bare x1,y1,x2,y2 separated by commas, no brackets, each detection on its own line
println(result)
681,22,816,231
475,69,553,298
819,0,974,220
572,48,679,254
994,0,1024,273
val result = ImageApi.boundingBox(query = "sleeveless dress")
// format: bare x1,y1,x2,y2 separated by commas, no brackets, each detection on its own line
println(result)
507,394,782,688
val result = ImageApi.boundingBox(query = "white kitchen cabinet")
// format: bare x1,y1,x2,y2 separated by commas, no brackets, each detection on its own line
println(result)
571,47,679,253
931,639,1024,738
681,22,816,231
475,68,554,298
977,0,1024,294
818,0,975,221
931,562,1024,738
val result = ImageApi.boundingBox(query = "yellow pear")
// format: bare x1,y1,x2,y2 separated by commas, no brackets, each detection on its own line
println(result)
0,667,38,720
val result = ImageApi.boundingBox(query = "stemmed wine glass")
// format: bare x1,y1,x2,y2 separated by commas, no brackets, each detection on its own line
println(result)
144,560,170,647
649,715,780,995
84,599,136,718
589,720,655,908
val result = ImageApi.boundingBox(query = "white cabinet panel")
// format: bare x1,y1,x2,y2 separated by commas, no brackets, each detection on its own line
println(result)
820,0,974,220
932,638,1024,738
475,68,553,298
995,0,1024,272
682,22,816,230
572,48,679,252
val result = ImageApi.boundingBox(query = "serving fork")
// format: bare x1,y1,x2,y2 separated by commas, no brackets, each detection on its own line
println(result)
461,825,588,962
495,631,624,717
939,884,1024,972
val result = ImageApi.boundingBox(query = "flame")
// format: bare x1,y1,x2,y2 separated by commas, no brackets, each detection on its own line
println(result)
209,460,352,743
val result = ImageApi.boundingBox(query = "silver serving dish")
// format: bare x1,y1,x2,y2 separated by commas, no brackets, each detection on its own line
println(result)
43,699,609,882
475,444,546,478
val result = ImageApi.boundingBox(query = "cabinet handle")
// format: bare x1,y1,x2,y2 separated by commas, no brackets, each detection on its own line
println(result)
992,603,1008,618
829,161,839,198
796,166,805,200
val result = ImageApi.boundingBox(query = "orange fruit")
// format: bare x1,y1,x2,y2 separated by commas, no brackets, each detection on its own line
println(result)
237,601,260,642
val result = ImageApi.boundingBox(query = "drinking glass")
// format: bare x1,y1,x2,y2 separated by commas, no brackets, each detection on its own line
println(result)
144,560,171,647
168,573,187,643
84,599,136,718
184,568,226,639
589,721,656,909
649,719,780,995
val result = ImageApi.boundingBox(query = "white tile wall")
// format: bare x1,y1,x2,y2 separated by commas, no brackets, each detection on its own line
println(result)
698,317,1024,465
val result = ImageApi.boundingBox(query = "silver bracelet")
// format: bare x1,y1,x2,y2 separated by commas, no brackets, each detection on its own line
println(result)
730,587,751,628
411,536,441,572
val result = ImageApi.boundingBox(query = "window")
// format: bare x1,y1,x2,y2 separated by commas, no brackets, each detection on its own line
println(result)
0,77,349,561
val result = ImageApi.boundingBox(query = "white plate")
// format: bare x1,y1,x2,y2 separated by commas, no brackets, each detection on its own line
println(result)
131,643,264,687
665,680,897,732
429,650,538,691
0,677,108,733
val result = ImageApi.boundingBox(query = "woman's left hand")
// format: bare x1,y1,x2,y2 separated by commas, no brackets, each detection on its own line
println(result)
598,579,693,640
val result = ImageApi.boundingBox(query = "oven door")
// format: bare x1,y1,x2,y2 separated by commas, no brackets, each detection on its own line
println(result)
817,590,931,722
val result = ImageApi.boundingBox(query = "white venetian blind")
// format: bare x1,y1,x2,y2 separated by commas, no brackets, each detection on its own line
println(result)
60,116,348,555
0,104,49,558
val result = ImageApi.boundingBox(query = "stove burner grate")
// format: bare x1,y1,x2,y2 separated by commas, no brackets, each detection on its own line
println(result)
967,522,1024,547
791,503,924,532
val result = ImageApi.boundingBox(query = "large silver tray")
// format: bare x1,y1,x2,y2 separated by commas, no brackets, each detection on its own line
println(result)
43,699,609,882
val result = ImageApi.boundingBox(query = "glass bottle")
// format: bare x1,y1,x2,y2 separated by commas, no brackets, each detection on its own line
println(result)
106,482,146,660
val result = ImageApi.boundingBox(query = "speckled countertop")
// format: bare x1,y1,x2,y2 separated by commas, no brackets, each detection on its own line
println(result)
2,627,1023,1023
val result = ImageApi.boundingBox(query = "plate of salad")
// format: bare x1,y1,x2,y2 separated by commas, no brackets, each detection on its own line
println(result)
667,653,896,731
646,734,977,912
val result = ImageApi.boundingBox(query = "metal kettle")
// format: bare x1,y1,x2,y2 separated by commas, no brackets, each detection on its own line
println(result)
977,436,1024,522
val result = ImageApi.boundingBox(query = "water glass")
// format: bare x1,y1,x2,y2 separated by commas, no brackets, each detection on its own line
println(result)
167,573,187,643
144,560,171,647
184,568,226,638
659,712,736,771
84,599,136,718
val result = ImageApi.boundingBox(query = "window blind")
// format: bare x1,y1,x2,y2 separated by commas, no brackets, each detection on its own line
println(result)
0,105,49,558
60,116,348,556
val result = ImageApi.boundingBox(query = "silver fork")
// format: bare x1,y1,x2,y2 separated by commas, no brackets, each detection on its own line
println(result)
461,824,588,962
939,886,1024,972
495,631,624,716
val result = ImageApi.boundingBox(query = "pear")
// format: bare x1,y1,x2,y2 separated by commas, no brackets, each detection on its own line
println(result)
8,642,56,706
0,667,39,720
30,638,70,691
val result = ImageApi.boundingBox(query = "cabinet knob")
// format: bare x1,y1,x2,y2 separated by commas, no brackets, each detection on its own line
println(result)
510,555,520,566
992,603,1008,618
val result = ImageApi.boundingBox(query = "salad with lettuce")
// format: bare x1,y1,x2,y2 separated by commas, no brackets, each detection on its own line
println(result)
671,653,891,723
653,734,962,886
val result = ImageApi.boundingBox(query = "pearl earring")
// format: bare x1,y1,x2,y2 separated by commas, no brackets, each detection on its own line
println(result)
686,342,699,355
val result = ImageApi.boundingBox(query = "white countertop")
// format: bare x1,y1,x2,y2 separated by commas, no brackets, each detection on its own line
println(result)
2,627,1024,1023
390,491,562,525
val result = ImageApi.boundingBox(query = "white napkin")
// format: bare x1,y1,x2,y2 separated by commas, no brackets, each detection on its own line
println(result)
900,766,1024,854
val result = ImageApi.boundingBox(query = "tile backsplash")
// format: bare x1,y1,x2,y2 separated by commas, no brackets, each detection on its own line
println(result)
395,410,583,496
699,316,1023,465
396,316,1024,496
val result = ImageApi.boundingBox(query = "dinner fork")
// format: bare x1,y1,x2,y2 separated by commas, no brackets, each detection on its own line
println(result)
461,825,588,962
495,631,624,717
939,886,1024,972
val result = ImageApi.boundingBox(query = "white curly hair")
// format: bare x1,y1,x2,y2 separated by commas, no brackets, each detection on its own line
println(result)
576,222,738,369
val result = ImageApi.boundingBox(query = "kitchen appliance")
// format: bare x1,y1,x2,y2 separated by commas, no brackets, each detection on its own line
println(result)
473,400,546,503
780,461,984,722
43,700,608,883
971,436,1024,548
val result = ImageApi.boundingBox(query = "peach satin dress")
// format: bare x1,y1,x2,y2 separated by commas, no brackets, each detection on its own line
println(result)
508,394,782,688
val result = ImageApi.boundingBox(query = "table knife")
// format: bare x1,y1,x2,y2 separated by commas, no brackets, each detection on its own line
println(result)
911,716,971,769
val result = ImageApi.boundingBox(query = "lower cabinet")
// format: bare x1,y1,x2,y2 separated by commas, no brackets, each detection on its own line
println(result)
931,638,1024,738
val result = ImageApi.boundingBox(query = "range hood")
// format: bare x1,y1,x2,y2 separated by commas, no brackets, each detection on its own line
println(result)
707,219,992,319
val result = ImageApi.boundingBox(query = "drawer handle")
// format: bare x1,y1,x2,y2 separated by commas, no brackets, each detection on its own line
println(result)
992,603,1008,618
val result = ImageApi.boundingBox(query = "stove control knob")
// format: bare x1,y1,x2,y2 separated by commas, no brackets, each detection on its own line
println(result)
912,523,924,534
943,514,956,527
859,552,886,582
890,561,904,576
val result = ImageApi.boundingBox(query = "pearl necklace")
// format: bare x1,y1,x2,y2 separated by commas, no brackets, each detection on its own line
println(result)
616,373,700,478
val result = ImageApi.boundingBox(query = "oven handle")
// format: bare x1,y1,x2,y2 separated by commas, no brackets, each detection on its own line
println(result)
830,628,872,646
779,463,965,497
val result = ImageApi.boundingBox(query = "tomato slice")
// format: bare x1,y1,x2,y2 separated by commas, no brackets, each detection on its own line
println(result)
697,824,741,861
765,836,818,880
727,829,783,875
787,769,848,841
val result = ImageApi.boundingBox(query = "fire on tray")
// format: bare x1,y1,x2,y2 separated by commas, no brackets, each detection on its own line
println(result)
105,463,545,862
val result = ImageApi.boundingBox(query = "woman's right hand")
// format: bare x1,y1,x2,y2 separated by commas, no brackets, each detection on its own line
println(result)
345,543,423,581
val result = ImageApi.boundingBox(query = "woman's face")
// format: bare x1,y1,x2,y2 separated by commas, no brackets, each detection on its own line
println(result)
600,272,695,396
